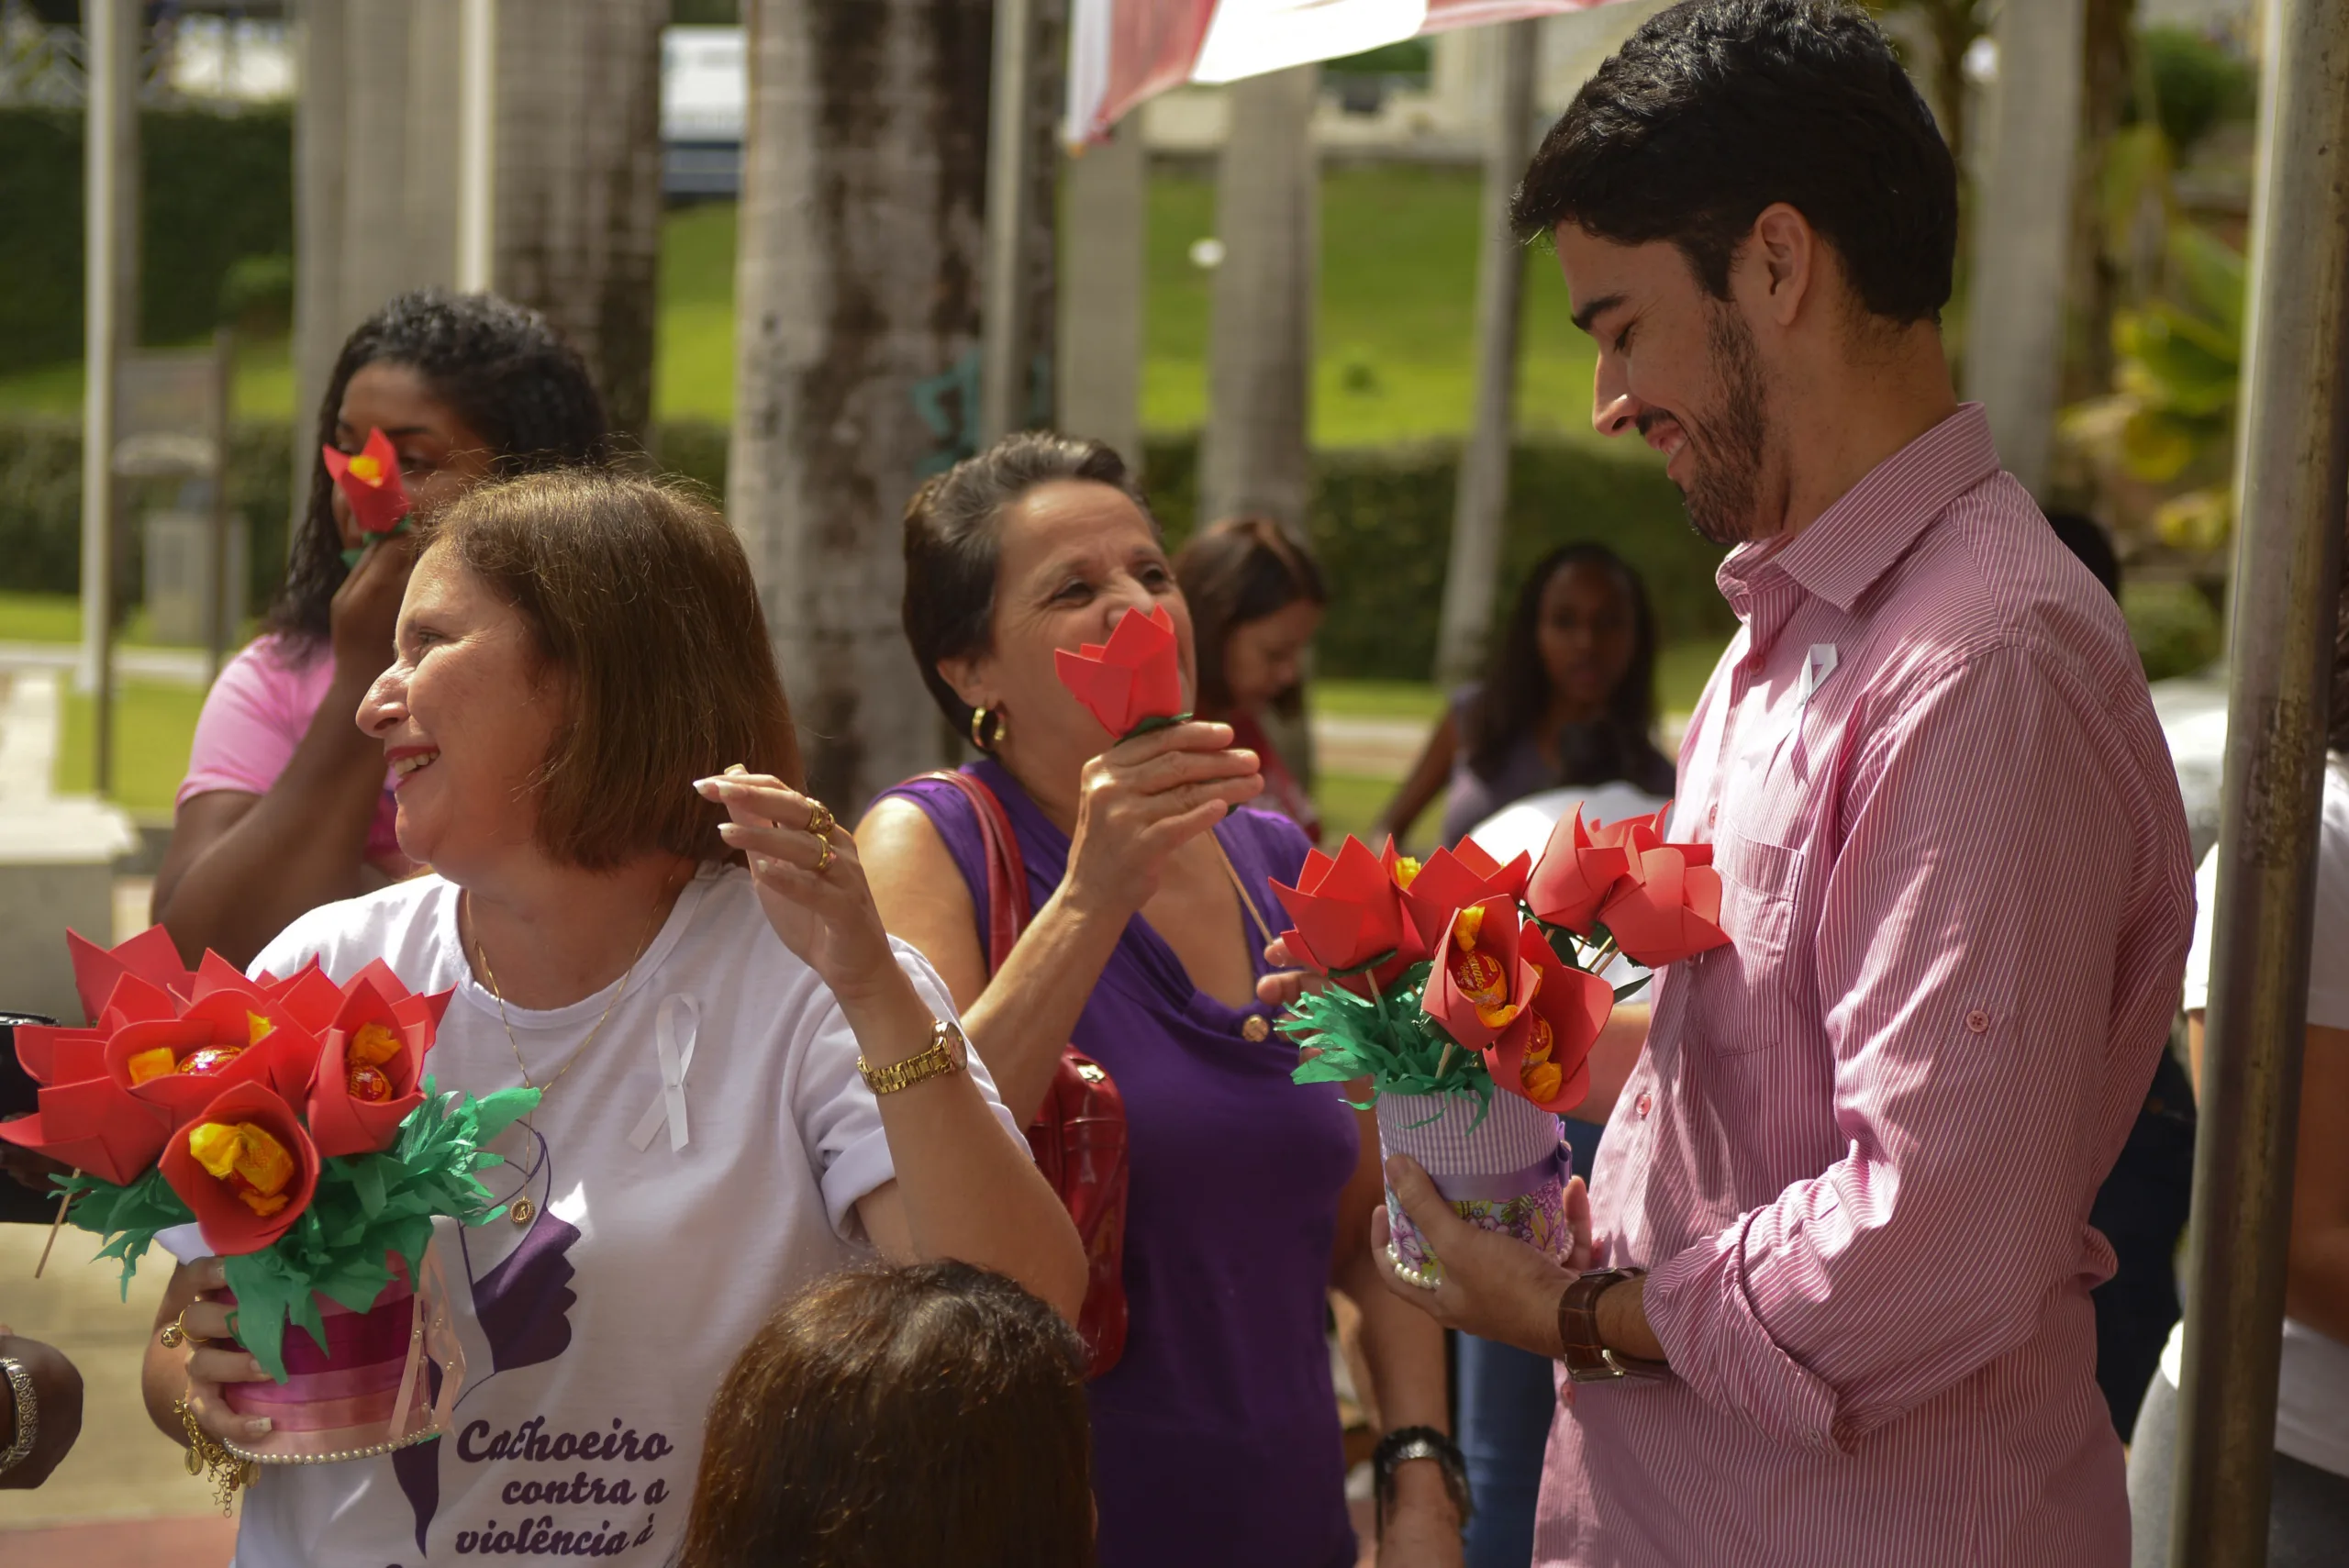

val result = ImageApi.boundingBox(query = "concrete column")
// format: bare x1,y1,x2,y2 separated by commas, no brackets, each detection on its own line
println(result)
1961,0,2088,494
1200,63,1318,535
1057,117,1146,468
336,1,425,320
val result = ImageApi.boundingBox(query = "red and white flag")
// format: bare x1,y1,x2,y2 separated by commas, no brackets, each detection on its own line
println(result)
1065,0,1631,145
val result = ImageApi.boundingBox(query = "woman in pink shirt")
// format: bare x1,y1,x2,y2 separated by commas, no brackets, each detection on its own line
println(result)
153,290,612,967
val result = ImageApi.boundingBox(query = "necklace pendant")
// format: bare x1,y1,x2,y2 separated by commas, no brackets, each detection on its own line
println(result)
507,1196,536,1227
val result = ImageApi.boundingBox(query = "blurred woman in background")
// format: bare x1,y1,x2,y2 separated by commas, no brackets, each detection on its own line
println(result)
1174,517,1328,840
678,1262,1095,1568
1374,542,1674,850
153,289,612,968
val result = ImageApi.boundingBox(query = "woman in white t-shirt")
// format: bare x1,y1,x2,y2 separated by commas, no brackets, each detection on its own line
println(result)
2126,752,2349,1565
134,470,1085,1568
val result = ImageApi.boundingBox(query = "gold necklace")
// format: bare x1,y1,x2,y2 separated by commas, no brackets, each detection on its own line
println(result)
463,887,669,1225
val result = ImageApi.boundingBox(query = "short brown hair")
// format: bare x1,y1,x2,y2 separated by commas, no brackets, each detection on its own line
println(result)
901,431,1152,740
423,469,802,870
676,1262,1093,1568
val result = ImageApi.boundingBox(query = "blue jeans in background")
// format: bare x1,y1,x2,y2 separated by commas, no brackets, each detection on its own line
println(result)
1458,1115,1603,1568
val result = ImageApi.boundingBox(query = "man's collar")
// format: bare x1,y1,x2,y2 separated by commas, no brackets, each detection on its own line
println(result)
1719,403,2001,613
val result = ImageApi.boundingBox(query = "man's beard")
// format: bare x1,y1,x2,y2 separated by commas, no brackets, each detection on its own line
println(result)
1656,307,1771,548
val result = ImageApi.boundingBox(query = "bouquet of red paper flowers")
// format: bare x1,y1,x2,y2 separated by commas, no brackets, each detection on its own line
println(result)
1272,807,1727,1286
1,928,529,1462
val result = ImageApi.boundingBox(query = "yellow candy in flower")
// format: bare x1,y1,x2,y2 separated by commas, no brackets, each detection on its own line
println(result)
1448,911,1510,1011
126,1045,179,1085
348,1021,402,1069
1391,855,1422,890
348,1064,393,1103
1521,1061,1564,1102
188,1120,295,1218
246,1011,274,1046
347,450,382,482
1521,1012,1555,1066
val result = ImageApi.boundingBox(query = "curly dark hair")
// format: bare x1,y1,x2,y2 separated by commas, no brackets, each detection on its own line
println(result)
1465,543,1675,795
267,289,613,646
1510,0,1958,326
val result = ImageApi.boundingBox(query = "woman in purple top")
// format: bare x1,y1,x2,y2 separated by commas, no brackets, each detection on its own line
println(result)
860,434,1462,1568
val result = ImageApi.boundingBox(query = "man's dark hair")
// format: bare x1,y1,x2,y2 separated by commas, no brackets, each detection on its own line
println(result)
1511,0,1959,325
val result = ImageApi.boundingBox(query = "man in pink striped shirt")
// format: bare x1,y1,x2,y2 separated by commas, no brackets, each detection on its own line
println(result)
1373,4,2195,1563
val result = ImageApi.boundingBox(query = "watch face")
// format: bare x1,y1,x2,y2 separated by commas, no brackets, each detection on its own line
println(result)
941,1021,970,1072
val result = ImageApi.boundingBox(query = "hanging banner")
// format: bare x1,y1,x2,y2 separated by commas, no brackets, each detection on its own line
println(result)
1064,0,1630,144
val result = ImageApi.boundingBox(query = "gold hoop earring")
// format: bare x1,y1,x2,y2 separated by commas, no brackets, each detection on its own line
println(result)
970,706,1003,752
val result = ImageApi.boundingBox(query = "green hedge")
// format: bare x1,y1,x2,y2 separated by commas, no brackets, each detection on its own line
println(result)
0,106,294,373
1,417,1725,678
0,419,293,615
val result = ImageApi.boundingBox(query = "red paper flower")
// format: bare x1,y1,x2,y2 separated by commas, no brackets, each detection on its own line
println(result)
306,962,444,1157
161,1084,319,1255
1599,845,1731,967
104,989,317,1131
1274,835,1419,995
1053,604,1186,739
321,428,413,540
1526,808,1634,936
0,1070,173,1186
1397,840,1532,954
1486,924,1612,1112
65,925,193,1025
1421,897,1540,1051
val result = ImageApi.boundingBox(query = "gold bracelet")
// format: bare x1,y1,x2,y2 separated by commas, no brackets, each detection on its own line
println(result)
175,1394,259,1514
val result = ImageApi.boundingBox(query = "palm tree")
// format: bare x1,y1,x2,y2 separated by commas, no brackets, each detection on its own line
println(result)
729,0,996,811
495,0,669,442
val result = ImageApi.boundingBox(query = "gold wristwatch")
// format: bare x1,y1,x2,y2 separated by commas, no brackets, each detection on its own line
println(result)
858,1018,970,1095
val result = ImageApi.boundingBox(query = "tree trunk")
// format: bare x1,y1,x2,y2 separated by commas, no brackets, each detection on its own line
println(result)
732,0,994,813
2060,0,2136,409
495,0,668,444
1056,117,1146,467
1962,0,2087,495
292,0,346,508
1434,22,1538,685
1200,64,1318,536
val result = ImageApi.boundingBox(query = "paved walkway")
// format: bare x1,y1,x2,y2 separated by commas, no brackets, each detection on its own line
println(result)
0,643,212,688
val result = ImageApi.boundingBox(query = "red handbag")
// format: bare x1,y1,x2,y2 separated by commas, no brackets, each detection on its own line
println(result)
921,771,1130,1378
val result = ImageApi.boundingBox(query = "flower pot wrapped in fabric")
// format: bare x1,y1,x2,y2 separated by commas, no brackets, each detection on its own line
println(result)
1275,817,1730,1289
1375,1088,1571,1288
4,931,526,1479
161,1233,469,1463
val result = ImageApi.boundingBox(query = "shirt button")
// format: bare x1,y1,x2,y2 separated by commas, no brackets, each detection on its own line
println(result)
1965,1009,1990,1035
1707,804,1720,829
1635,1091,1653,1118
1241,1015,1270,1043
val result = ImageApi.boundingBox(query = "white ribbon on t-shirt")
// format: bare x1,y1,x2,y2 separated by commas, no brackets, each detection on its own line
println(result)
628,995,700,1154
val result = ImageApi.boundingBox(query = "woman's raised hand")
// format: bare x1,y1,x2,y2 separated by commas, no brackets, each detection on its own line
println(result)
1063,720,1264,920
698,771,905,1006
328,531,418,686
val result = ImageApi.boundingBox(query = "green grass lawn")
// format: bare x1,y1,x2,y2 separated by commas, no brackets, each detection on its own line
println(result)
0,590,258,651
0,166,1600,444
52,679,206,816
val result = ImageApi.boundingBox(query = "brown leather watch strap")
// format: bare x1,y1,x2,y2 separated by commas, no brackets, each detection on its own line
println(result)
1557,1268,1667,1384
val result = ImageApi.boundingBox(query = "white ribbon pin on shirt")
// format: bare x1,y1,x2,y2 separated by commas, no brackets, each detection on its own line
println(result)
629,995,700,1154
1800,643,1840,707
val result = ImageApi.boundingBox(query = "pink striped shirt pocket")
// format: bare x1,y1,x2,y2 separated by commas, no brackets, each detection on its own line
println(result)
1708,828,1807,1051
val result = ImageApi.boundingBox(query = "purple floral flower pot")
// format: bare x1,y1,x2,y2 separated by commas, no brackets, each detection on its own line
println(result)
1375,1088,1570,1289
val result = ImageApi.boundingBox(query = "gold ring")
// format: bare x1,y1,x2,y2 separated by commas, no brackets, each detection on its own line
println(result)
805,801,837,840
160,1309,189,1350
811,834,836,875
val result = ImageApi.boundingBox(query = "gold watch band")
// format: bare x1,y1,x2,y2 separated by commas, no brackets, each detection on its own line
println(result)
857,1019,967,1095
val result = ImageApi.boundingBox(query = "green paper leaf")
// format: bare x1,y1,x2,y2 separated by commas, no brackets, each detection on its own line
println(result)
351,1155,388,1218
471,1085,541,1145
1613,974,1652,1004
